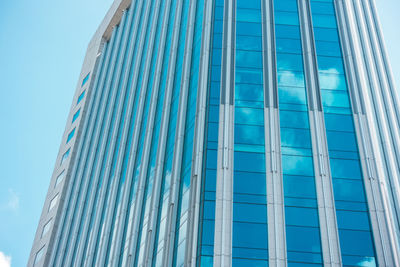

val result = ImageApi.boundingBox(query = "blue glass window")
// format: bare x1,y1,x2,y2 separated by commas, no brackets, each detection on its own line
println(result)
60,148,70,165
72,108,81,123
81,73,90,87
66,127,76,143
77,90,86,104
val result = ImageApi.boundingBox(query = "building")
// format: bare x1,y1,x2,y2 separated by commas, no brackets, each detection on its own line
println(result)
29,0,400,266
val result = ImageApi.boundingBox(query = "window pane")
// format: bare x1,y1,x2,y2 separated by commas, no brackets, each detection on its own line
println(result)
234,203,267,223
284,175,317,199
338,229,375,256
278,71,305,87
235,124,265,145
236,36,262,51
236,50,263,68
234,152,265,173
236,68,263,84
286,226,321,253
337,210,371,231
281,128,311,149
275,25,301,39
276,38,302,54
237,9,261,23
275,11,300,25
235,84,264,102
233,222,268,249
330,159,362,179
237,22,262,36
279,111,309,129
277,53,304,72
282,155,314,176
234,171,266,195
235,107,264,125
285,207,319,227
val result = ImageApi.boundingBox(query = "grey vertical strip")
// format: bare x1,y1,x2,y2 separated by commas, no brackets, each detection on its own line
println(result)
334,0,366,115
214,0,234,265
185,0,213,266
163,0,198,265
262,0,286,265
94,0,154,265
50,24,120,267
298,0,342,266
299,0,321,112
262,0,277,108
84,1,146,265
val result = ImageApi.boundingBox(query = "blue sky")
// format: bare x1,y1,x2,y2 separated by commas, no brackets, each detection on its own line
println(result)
0,1,398,266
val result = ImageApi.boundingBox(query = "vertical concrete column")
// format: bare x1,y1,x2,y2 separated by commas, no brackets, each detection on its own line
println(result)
335,0,400,265
162,0,198,265
213,0,234,266
185,0,213,266
298,0,342,265
262,0,286,266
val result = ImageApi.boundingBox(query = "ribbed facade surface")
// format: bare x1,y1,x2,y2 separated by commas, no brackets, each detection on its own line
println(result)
29,0,400,266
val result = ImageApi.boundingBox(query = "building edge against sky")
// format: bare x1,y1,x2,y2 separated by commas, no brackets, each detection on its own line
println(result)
29,0,400,266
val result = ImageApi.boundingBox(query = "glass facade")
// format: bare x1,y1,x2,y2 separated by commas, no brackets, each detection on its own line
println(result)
30,0,400,266
274,0,323,265
233,1,268,266
310,1,377,265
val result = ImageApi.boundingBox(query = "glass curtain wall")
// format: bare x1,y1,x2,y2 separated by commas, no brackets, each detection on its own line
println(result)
274,0,323,265
233,0,268,266
153,0,190,265
197,0,224,266
310,0,377,266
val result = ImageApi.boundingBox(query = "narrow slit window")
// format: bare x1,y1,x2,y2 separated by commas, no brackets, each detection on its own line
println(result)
66,128,76,144
60,148,70,165
72,109,81,123
34,246,45,265
55,170,65,188
81,73,90,87
77,90,86,104
41,218,52,238
48,194,59,212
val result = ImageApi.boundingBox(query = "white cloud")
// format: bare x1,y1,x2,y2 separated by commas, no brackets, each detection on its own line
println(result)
6,189,19,212
0,251,11,267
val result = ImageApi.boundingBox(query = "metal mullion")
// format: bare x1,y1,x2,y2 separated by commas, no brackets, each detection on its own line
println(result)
135,0,174,265
94,0,154,265
83,1,146,265
184,0,213,265
141,0,185,265
298,0,342,265
263,0,286,265
106,0,162,264
214,0,235,265
163,0,198,265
